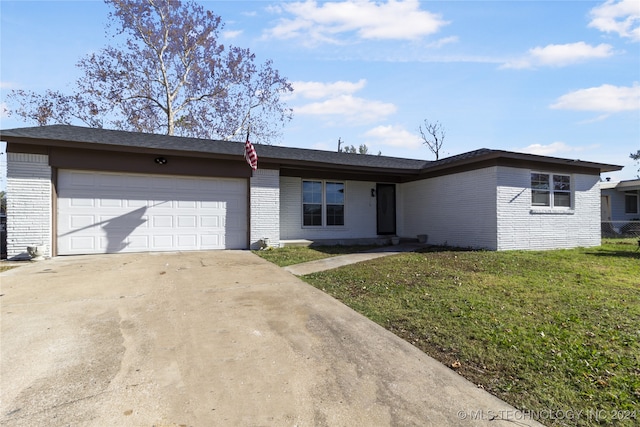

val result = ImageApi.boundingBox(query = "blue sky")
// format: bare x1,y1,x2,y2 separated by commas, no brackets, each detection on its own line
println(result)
1,0,639,186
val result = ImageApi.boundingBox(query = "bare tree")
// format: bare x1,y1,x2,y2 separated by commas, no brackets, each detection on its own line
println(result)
419,119,446,160
7,0,293,144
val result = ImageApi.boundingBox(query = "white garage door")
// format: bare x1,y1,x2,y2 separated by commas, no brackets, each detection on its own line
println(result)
57,170,247,255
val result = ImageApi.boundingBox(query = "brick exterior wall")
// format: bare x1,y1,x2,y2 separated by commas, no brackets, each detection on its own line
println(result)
496,167,601,250
6,153,52,259
4,152,604,255
250,168,280,249
400,167,499,249
279,177,378,241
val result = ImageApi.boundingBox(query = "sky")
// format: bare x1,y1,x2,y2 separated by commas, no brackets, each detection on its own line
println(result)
0,0,639,188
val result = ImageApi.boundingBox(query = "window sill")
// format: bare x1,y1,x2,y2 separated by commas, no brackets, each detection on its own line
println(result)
530,208,575,215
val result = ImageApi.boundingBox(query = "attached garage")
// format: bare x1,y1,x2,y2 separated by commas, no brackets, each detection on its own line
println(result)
57,170,248,255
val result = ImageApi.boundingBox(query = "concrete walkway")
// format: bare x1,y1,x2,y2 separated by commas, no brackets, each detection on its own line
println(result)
1,251,543,427
285,242,427,275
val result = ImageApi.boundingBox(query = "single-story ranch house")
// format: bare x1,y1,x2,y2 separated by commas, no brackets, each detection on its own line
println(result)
600,179,640,221
600,178,640,236
0,125,622,259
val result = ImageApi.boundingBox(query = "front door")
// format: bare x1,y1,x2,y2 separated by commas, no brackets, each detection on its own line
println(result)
376,183,396,235
601,195,611,221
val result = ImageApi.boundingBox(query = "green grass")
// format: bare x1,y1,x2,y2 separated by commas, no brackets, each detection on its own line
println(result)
259,241,640,427
254,244,379,267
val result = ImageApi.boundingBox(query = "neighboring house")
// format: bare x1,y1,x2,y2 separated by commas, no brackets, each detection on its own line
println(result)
600,178,640,236
0,125,622,259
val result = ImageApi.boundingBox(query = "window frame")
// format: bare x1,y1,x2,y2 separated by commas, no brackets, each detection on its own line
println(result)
301,180,345,227
530,172,572,209
625,192,639,214
302,180,323,226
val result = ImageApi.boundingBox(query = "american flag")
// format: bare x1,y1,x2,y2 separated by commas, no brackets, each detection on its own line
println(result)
244,135,258,170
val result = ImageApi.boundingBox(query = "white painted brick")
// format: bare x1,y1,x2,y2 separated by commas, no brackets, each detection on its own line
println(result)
6,153,52,259
279,177,378,240
400,167,499,249
496,167,601,250
250,169,280,249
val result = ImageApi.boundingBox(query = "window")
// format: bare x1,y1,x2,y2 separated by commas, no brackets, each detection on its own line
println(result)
302,181,322,226
302,181,345,226
531,173,571,208
625,192,638,214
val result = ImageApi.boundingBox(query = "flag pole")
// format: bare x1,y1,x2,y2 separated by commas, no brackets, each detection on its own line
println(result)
243,123,258,171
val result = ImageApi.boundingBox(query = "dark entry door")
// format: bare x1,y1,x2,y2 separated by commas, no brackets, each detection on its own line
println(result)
376,183,396,235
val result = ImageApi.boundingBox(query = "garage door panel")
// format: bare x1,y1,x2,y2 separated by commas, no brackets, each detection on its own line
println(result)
153,235,174,248
201,234,220,247
177,235,197,248
128,235,150,249
201,201,221,209
60,170,96,187
71,236,96,250
177,200,197,209
70,198,95,207
176,216,196,228
153,216,173,227
227,216,246,228
127,199,149,208
200,216,219,227
100,199,124,208
70,215,96,228
58,170,247,255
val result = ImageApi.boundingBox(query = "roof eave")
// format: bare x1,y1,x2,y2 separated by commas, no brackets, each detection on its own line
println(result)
490,150,623,173
419,150,623,175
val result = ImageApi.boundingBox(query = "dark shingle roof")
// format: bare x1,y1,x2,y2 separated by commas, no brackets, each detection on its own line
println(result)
0,125,429,171
0,125,622,174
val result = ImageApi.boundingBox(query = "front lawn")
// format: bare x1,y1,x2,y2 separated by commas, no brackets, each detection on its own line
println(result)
255,244,379,266
259,241,640,426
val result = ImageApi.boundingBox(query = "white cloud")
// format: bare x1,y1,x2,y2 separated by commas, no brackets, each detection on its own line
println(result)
290,79,367,100
295,95,396,124
520,142,600,156
364,125,422,149
0,81,18,89
265,0,448,44
502,42,615,69
222,30,243,39
589,0,640,42
288,79,396,124
577,113,613,124
550,83,640,112
427,36,459,49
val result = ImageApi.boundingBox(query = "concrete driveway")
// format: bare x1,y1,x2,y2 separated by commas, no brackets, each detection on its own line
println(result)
1,251,542,427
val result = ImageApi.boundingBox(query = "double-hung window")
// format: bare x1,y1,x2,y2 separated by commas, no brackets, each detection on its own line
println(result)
531,173,571,208
302,180,345,226
625,192,639,214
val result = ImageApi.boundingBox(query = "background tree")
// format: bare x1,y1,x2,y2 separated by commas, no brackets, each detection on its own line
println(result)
631,150,640,178
419,118,446,160
342,145,357,154
7,0,293,144
339,143,378,155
